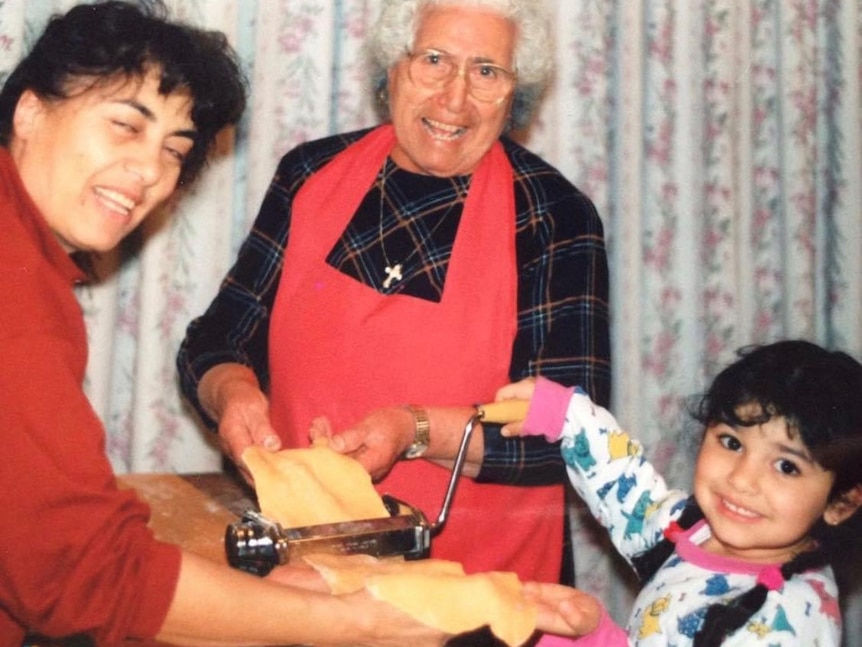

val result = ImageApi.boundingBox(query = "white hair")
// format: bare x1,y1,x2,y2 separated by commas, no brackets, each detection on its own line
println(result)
368,0,555,129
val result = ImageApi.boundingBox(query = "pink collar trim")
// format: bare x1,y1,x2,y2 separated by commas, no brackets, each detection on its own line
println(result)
670,520,785,590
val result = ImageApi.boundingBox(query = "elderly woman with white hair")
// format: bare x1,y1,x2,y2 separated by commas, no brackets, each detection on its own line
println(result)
179,0,610,595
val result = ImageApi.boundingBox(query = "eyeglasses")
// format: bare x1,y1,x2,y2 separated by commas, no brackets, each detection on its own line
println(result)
405,49,517,104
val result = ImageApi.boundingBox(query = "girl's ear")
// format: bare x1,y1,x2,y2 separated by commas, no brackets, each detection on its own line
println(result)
824,484,862,526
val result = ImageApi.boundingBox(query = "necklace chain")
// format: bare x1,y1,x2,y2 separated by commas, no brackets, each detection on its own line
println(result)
377,161,464,290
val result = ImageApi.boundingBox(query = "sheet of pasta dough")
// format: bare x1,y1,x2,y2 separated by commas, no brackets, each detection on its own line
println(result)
303,552,465,595
242,441,389,527
245,442,539,646
365,569,537,647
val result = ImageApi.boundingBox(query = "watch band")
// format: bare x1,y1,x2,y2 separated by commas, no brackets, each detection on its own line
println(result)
403,404,430,459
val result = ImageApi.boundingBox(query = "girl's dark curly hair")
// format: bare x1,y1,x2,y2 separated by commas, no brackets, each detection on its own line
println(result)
633,340,862,647
0,0,247,185
693,339,862,499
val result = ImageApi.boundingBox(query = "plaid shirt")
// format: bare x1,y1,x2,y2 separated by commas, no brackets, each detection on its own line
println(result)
177,128,610,486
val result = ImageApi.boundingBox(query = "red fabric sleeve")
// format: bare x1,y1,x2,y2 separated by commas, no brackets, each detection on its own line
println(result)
0,177,182,645
0,332,182,645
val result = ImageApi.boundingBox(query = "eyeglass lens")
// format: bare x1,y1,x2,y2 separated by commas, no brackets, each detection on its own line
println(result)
408,51,514,102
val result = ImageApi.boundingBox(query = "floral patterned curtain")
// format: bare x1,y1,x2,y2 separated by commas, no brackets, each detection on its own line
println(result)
2,0,859,642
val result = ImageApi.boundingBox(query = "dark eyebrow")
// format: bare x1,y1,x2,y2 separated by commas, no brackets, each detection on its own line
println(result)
115,98,197,141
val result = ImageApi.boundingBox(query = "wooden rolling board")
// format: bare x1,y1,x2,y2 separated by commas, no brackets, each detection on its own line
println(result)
117,473,238,565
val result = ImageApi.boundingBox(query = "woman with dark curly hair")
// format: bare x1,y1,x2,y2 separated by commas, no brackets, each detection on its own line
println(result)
0,2,457,645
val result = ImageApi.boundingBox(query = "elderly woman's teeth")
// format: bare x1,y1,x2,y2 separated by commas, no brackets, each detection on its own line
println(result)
424,118,465,140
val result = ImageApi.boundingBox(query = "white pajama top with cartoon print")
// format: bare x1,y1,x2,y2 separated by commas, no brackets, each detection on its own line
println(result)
525,378,841,647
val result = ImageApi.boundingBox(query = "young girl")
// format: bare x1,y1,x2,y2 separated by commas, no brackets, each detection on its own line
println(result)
500,340,862,646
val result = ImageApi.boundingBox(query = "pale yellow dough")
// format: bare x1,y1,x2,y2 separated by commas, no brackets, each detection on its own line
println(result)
303,553,465,595
242,441,389,528
245,441,539,646
365,569,538,647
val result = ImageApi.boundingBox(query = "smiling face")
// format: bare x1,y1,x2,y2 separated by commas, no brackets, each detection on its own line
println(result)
10,72,196,253
693,410,838,564
387,4,516,177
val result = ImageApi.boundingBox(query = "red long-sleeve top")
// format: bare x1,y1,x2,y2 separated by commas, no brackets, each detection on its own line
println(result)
0,148,181,645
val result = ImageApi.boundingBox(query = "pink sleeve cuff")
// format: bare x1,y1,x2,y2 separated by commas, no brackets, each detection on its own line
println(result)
522,376,574,442
533,632,579,647
534,607,628,647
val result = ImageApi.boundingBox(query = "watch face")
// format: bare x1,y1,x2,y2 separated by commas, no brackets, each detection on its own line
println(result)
404,405,430,459
404,442,428,459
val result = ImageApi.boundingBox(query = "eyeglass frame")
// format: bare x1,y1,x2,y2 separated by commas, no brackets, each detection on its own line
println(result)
403,48,518,104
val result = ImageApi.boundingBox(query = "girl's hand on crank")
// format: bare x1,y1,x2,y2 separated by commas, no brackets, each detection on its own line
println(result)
495,378,537,437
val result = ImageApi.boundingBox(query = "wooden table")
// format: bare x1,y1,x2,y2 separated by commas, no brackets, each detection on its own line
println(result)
117,471,255,565
29,473,256,647
116,472,257,645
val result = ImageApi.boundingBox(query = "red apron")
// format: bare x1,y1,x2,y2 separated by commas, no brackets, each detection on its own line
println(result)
268,126,562,582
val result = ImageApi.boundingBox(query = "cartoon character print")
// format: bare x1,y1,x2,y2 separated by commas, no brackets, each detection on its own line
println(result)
674,577,733,639
637,593,672,640
597,480,614,500
561,428,595,472
615,473,639,502
677,607,707,638
556,388,843,647
808,578,841,622
607,428,638,459
745,620,771,638
596,472,638,503
623,490,654,539
746,604,796,639
701,574,731,597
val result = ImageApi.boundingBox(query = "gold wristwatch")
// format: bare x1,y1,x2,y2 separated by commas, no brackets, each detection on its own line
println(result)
403,404,430,459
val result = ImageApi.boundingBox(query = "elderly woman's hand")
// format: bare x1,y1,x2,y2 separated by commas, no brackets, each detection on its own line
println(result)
198,363,281,485
310,407,414,481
